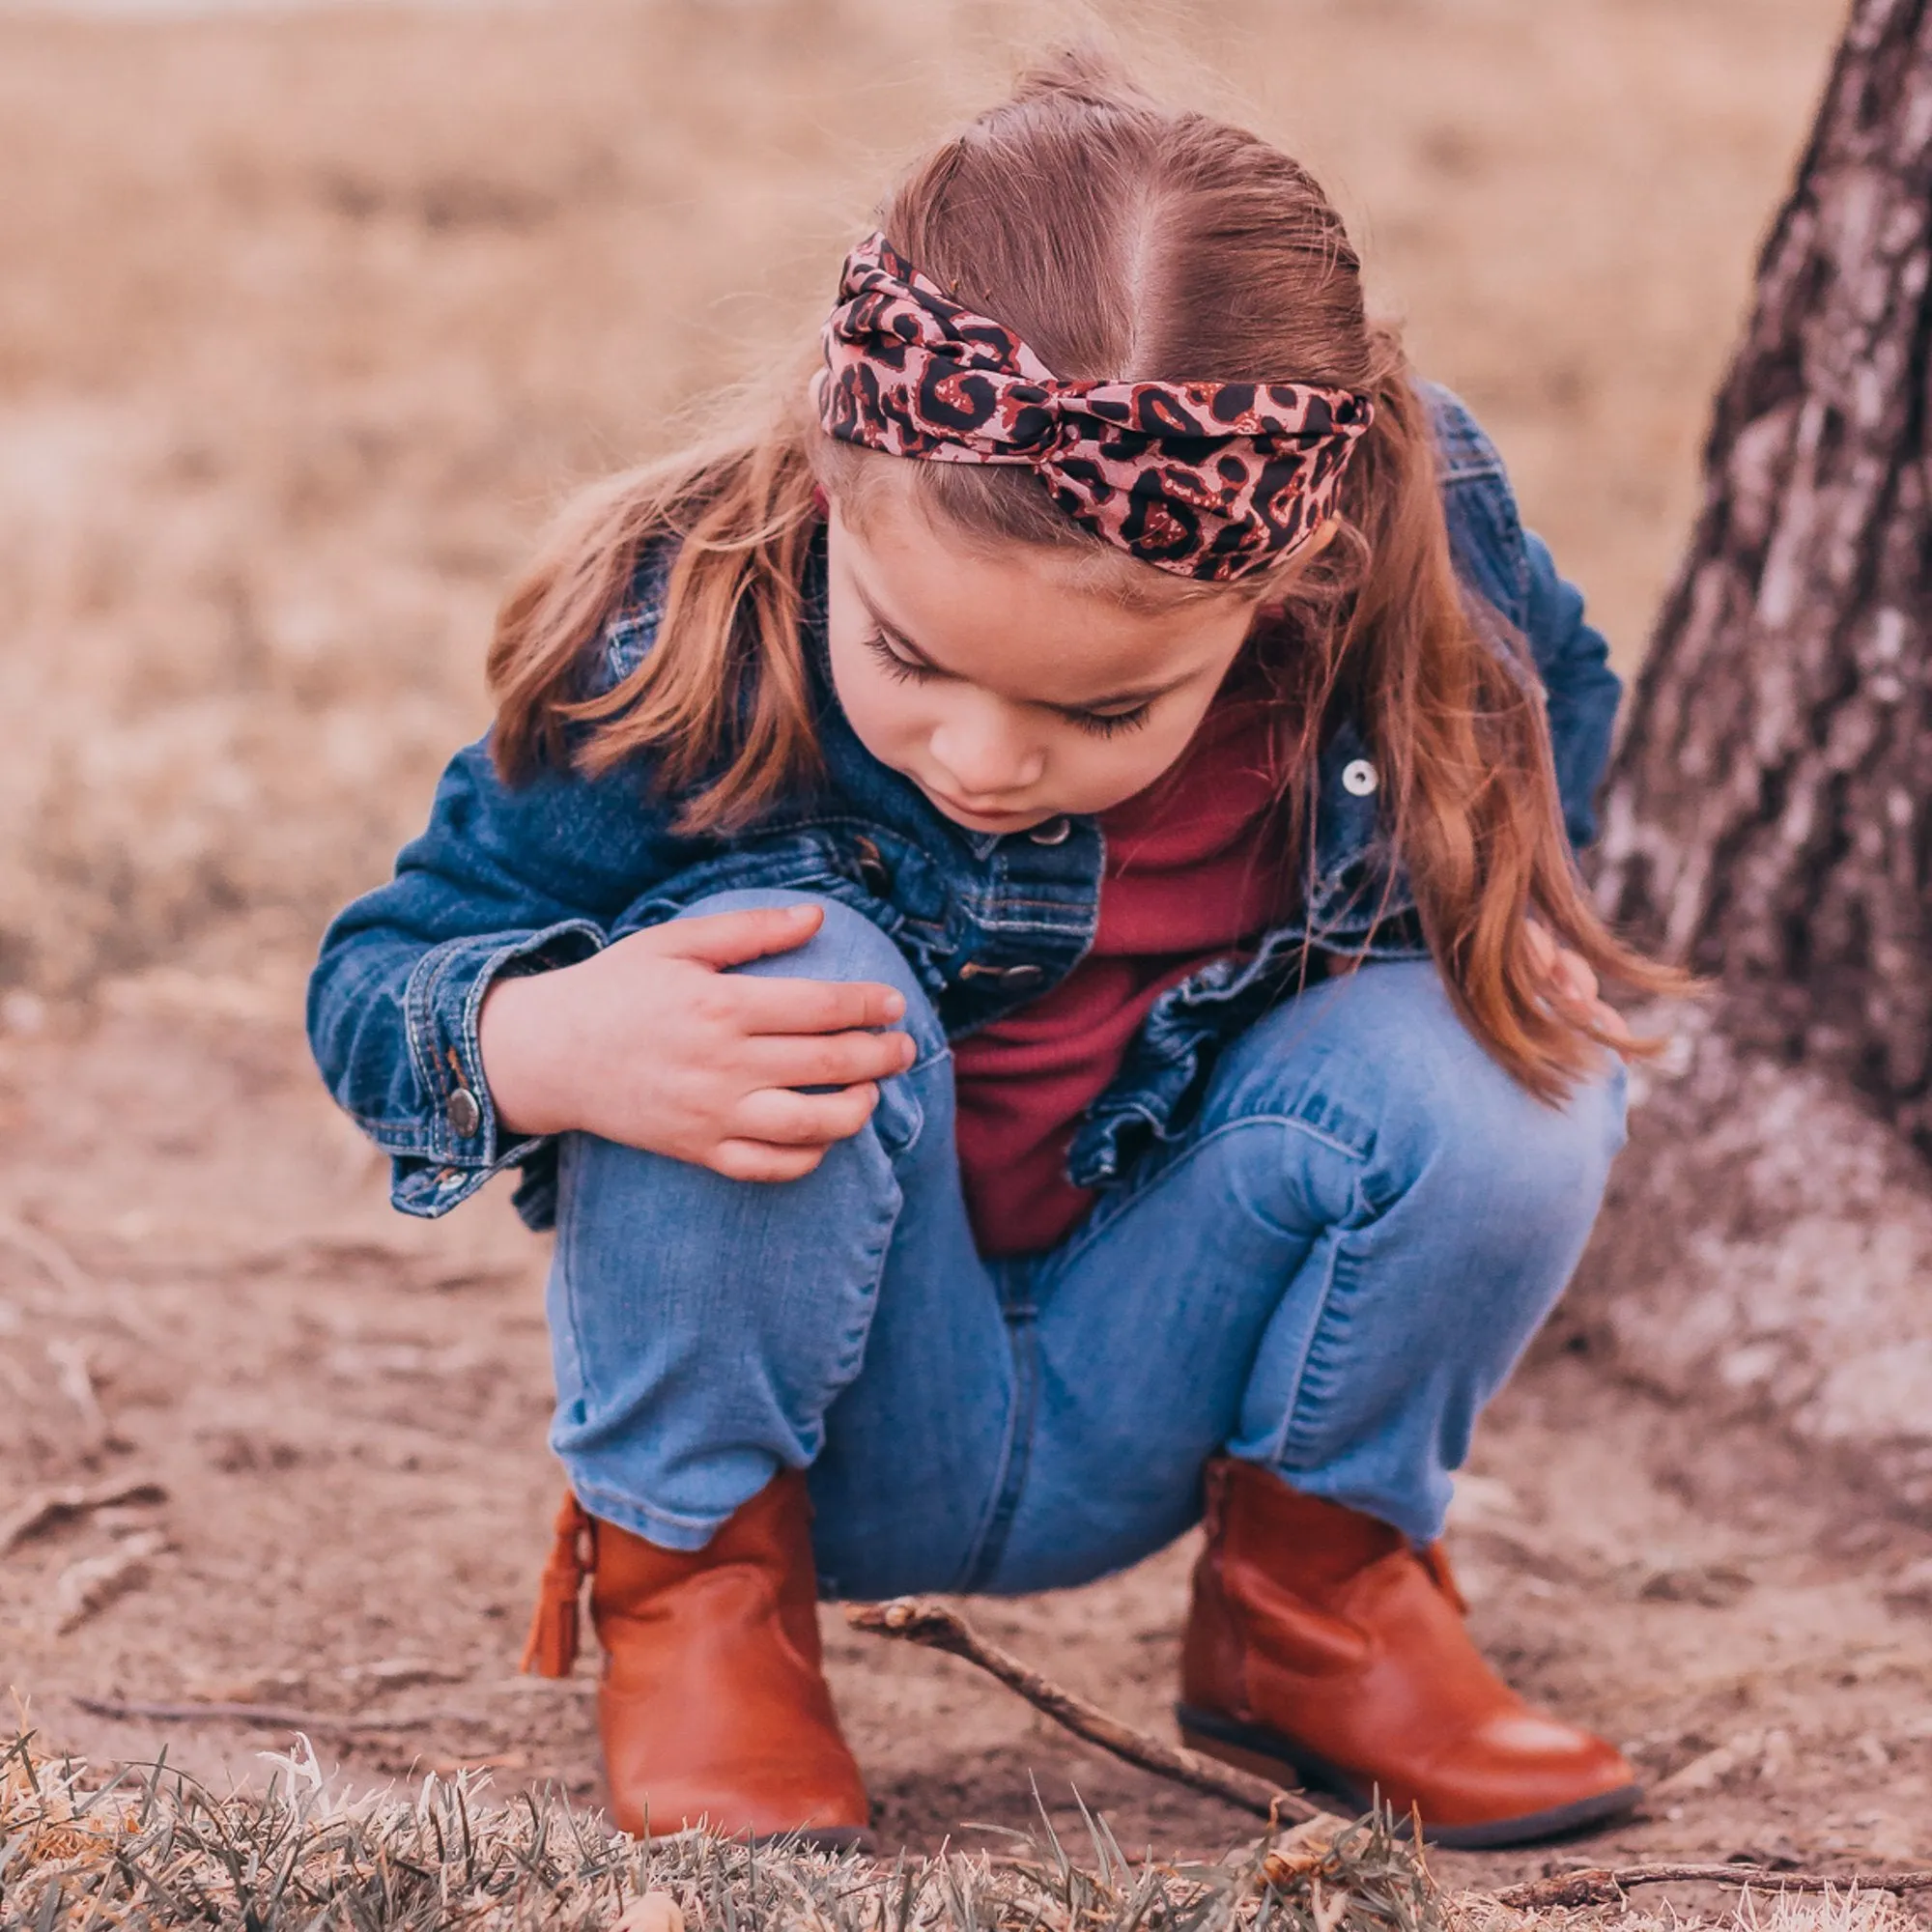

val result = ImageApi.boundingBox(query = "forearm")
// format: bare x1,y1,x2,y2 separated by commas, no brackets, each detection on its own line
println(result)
476,967,590,1140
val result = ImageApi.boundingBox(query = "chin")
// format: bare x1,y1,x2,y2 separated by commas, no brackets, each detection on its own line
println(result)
938,804,1052,832
917,787,1053,832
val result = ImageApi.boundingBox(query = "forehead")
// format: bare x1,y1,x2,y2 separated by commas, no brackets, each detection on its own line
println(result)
834,483,1250,705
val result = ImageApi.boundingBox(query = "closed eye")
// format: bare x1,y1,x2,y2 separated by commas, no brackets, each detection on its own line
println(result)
1062,702,1154,738
862,629,943,684
863,627,1155,735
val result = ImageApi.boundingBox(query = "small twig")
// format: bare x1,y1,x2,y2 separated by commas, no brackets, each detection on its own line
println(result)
71,1694,497,1738
0,1212,94,1299
50,1532,165,1634
847,1596,1319,1823
1494,1864,1932,1910
0,1479,167,1555
44,1338,106,1433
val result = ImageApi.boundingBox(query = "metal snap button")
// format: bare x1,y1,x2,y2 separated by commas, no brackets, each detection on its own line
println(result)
447,1087,482,1138
1342,758,1379,798
852,836,893,896
1028,816,1072,846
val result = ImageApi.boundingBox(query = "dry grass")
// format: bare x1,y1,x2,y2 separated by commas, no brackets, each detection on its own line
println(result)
0,0,1845,996
2,1729,1442,1932
9,1729,1930,1932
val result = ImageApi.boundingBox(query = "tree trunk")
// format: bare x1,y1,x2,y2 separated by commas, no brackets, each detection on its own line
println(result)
1567,0,1932,1517
1596,0,1932,1121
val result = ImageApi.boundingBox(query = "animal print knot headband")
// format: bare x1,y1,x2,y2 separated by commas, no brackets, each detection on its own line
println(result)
815,231,1375,583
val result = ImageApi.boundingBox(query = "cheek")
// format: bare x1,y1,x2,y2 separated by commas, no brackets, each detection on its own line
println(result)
827,638,924,754
1048,714,1208,811
848,686,923,754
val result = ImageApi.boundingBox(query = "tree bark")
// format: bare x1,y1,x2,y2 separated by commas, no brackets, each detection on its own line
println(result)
1596,0,1932,1121
1571,0,1932,1515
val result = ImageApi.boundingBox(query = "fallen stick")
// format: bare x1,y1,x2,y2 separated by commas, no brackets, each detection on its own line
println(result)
846,1596,1318,1824
847,1602,1932,1893
71,1695,497,1739
1495,1865,1932,1910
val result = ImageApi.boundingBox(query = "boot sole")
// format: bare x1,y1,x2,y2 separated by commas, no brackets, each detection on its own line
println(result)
1177,1704,1641,1852
785,1826,871,1856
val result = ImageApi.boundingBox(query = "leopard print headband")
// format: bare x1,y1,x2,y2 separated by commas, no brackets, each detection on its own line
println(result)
816,232,1374,583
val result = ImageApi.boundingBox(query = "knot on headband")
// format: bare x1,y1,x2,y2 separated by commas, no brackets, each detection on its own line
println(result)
816,232,1375,583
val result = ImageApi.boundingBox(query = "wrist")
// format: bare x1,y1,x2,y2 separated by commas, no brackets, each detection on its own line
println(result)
477,971,572,1140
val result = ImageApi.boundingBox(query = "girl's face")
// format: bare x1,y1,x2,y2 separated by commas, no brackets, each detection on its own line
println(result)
824,482,1263,833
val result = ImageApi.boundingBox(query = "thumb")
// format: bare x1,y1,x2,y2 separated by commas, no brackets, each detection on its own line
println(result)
651,901,824,970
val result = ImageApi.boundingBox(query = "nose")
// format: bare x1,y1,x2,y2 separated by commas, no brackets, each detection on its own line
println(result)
928,704,1045,801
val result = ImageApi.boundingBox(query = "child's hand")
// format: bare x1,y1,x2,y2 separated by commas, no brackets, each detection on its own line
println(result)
478,902,917,1181
1524,921,1630,1045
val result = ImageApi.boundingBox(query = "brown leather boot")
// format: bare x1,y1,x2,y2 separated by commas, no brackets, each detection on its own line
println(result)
1178,1458,1639,1849
522,1472,868,1846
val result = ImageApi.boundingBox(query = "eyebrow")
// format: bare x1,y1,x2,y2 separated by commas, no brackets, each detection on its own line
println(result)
855,583,1194,713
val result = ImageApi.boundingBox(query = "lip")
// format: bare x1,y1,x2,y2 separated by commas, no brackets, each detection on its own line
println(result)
923,788,1044,830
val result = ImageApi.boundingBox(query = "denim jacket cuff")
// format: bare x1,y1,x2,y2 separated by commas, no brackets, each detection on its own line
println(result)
390,919,605,1218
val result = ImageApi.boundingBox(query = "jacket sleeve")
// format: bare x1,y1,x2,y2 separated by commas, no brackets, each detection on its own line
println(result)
306,563,698,1220
1426,382,1622,852
306,737,699,1218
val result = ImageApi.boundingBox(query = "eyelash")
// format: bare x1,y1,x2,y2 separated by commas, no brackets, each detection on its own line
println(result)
861,630,932,687
859,630,1154,738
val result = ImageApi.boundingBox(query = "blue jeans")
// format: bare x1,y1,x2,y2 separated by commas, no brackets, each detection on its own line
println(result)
545,891,1626,1599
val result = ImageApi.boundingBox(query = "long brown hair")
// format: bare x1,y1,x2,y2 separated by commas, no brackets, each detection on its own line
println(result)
489,52,1680,1102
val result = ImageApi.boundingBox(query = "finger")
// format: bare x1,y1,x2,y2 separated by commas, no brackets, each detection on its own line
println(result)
1522,920,1558,976
709,1139,828,1184
1554,947,1601,1006
651,903,825,970
1589,998,1634,1045
748,1029,916,1089
735,1084,881,1147
731,973,910,1035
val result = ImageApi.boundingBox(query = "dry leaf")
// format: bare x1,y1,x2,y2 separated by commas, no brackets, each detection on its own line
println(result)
1261,1812,1346,1886
1653,1737,1752,1797
613,1893,686,1932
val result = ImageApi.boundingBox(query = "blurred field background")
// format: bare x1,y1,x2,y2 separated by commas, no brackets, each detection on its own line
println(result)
0,0,1846,999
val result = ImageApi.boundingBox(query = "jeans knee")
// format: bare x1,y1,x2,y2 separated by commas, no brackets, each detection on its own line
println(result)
676,889,945,1058
1358,975,1626,1240
1435,1060,1625,1254
1251,961,1626,1243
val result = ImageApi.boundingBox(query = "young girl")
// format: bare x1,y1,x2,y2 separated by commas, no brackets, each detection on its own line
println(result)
310,57,1670,1852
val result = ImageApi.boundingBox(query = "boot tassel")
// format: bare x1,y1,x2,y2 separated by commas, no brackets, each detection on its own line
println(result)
520,1492,595,1677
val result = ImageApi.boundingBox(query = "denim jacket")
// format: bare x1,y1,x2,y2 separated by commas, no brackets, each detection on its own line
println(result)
308,384,1620,1231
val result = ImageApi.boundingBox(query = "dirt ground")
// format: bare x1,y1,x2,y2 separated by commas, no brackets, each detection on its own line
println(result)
5,980,1932,1883
9,0,1930,1896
